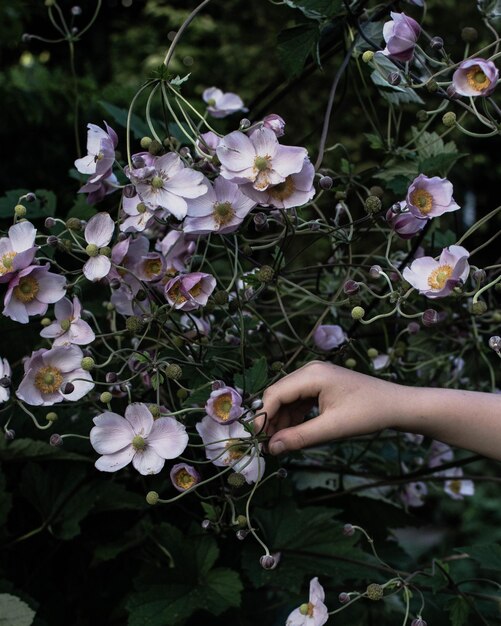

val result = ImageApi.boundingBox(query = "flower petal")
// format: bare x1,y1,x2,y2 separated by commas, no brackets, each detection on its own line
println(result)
90,411,134,454
148,416,189,459
95,446,135,472
85,212,115,247
125,402,154,437
132,447,166,475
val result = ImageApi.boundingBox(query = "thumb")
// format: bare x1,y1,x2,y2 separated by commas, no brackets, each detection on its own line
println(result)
268,415,333,455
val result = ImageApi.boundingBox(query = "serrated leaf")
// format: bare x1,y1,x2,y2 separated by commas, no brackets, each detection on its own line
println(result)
170,73,191,86
364,133,385,150
234,356,268,395
0,594,36,626
277,23,320,77
201,568,243,615
374,161,419,194
456,544,501,570
447,597,470,626
0,438,91,463
66,194,97,220
99,100,150,140
126,585,195,626
151,372,164,391
182,384,211,408
419,153,465,177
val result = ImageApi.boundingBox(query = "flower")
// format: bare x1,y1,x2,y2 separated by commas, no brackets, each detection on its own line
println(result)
16,345,94,406
452,58,499,97
444,467,475,500
242,159,316,209
402,245,470,298
170,463,201,491
313,325,347,351
196,415,265,484
0,358,11,403
183,176,256,234
120,192,159,233
217,127,307,192
372,353,391,371
386,204,427,239
400,481,428,507
164,272,216,311
134,251,166,283
156,230,196,274
263,114,286,137
196,131,221,157
428,440,453,469
40,296,95,346
0,221,38,283
202,87,245,118
128,152,207,220
3,264,66,324
382,12,420,62
90,403,189,475
406,175,460,219
286,577,329,626
206,386,244,424
83,212,115,281
79,173,119,205
74,122,118,183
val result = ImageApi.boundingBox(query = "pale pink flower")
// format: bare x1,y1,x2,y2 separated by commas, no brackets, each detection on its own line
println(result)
183,176,256,234
400,481,428,507
120,193,158,233
406,175,460,219
79,173,119,205
286,577,329,626
164,272,216,311
382,12,420,62
402,245,470,299
90,402,188,475
386,204,427,239
134,251,166,282
203,87,245,118
263,114,286,137
196,415,265,484
156,230,196,273
3,264,66,324
170,463,201,492
0,357,11,403
452,58,499,97
242,159,316,209
83,212,115,281
428,440,454,470
206,386,244,424
180,314,211,339
40,296,95,346
0,221,38,283
16,345,94,406
74,122,118,183
313,325,347,351
372,353,391,371
196,131,221,157
444,467,475,500
217,127,307,191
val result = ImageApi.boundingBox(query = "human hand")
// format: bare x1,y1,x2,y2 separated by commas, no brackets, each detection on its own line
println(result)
255,361,404,455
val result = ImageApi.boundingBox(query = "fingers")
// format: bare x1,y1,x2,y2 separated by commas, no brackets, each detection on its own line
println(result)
268,412,335,455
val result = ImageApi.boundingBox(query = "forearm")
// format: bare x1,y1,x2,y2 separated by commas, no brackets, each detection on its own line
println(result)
392,385,501,461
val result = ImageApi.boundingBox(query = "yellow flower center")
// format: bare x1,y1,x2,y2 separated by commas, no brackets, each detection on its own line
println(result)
189,283,203,298
213,202,235,226
0,251,16,275
466,65,491,92
132,435,146,451
174,468,197,490
410,189,433,215
448,479,462,495
167,282,188,305
427,264,453,290
144,258,163,278
225,439,247,462
268,176,296,202
14,276,40,303
94,151,104,162
34,366,63,394
213,393,233,421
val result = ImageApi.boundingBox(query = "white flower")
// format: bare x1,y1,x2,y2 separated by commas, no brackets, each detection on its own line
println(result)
83,212,115,281
286,578,329,626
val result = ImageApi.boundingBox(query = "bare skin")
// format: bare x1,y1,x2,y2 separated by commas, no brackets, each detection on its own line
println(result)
256,361,501,461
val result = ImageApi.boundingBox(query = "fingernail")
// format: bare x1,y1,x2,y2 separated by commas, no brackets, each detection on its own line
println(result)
270,441,285,455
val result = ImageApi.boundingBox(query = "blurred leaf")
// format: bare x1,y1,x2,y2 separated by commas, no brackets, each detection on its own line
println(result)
364,133,385,150
0,594,36,626
456,544,501,570
277,23,320,77
66,194,97,220
0,467,12,529
284,0,343,19
0,438,90,463
0,189,56,219
234,356,268,394
99,100,150,140
374,162,419,194
446,597,470,626
419,153,465,177
292,470,339,491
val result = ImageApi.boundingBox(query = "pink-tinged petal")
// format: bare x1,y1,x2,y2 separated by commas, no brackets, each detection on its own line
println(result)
84,255,112,282
43,345,84,372
54,297,73,320
10,248,37,274
203,87,223,103
165,168,207,198
40,321,63,340
104,121,118,148
125,402,154,437
183,215,219,234
441,245,469,264
16,373,44,405
216,92,244,111
137,186,188,220
155,152,184,176
132,447,165,475
250,127,279,159
272,145,308,178
85,212,115,247
9,221,36,251
91,411,135,453
25,299,49,317
234,454,265,484
95,446,135,472
309,577,325,604
3,295,29,324
148,416,189,459
213,176,239,204
217,131,255,172
67,319,96,345
61,369,94,400
36,271,67,304
75,154,98,176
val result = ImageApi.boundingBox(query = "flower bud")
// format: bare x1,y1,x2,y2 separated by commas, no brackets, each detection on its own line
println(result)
99,246,111,257
213,290,229,305
426,79,438,93
339,592,350,604
49,433,63,447
146,491,159,505
319,175,333,190
343,523,355,536
260,553,280,570
86,243,99,257
81,356,95,371
123,184,136,199
4,428,15,441
236,529,249,540
369,265,382,278
140,136,152,149
411,619,427,626
488,336,501,352
165,363,182,380
251,398,263,410
105,372,118,383
61,382,74,395
126,316,145,333
442,111,457,127
422,309,439,327
100,391,113,403
14,204,27,217
416,109,428,122
446,84,460,99
277,467,288,479
430,36,444,50
227,472,246,488
135,289,147,301
345,358,357,369
367,347,378,358
365,195,382,214
46,411,58,422
366,583,384,601
235,515,248,529
407,321,420,334
177,388,188,400
351,306,365,320
257,265,274,283
47,235,59,247
148,140,163,155
239,118,251,129
253,212,268,231
471,301,487,315
342,280,358,295
71,5,82,15
201,519,211,530
473,269,486,283
362,50,374,63
66,217,82,231
461,26,478,42
44,217,56,229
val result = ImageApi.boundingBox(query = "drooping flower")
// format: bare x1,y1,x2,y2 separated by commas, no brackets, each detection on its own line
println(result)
217,127,307,192
242,158,316,209
286,577,329,626
74,122,118,183
402,245,470,298
90,403,189,475
0,221,38,283
164,272,216,311
206,386,244,424
128,152,207,221
183,176,256,234
406,175,460,219
452,58,499,97
180,313,211,339
120,193,158,233
382,12,421,62
386,204,427,239
170,463,201,492
202,87,245,118
313,325,347,351
83,212,115,281
156,230,196,274
0,358,11,403
196,415,265,484
40,296,95,346
16,345,94,406
3,264,66,324
79,173,119,205
444,467,475,500
263,114,286,137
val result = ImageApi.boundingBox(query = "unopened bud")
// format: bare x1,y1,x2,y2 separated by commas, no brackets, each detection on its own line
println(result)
251,398,263,410
236,529,249,540
126,316,144,333
473,269,486,283
66,217,82,231
44,217,56,229
319,175,333,190
442,111,457,127
345,358,357,369
213,290,229,305
235,515,248,529
422,309,439,327
362,50,374,63
407,321,420,334
411,619,428,626
277,467,288,479
461,26,478,42
227,472,246,488
369,265,382,278
343,523,355,536
367,347,378,358
140,136,152,149
343,280,359,295
4,428,15,441
471,301,487,315
50,433,63,447
71,5,82,15
100,391,113,403
257,265,274,283
351,306,365,320
146,491,159,505
239,118,251,129
271,360,284,372
253,212,268,231
430,36,444,50
47,235,59,247
165,363,182,380
366,583,384,601
426,79,438,93
260,553,280,570
61,382,74,395
201,519,211,530
81,356,95,371
339,592,350,604
22,33,32,43
488,336,501,352
135,289,147,302
105,372,118,383
14,204,27,217
0,376,11,388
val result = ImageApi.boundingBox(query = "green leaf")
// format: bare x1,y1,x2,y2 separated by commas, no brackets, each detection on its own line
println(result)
66,194,97,220
0,594,35,626
170,73,191,86
277,23,320,77
234,356,268,395
151,372,164,391
201,568,243,615
0,438,91,463
127,585,195,626
182,384,211,408
456,544,501,570
374,162,419,194
418,152,465,177
364,133,384,150
99,100,150,139
446,597,470,626
0,189,56,219
284,0,343,19
371,53,424,106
